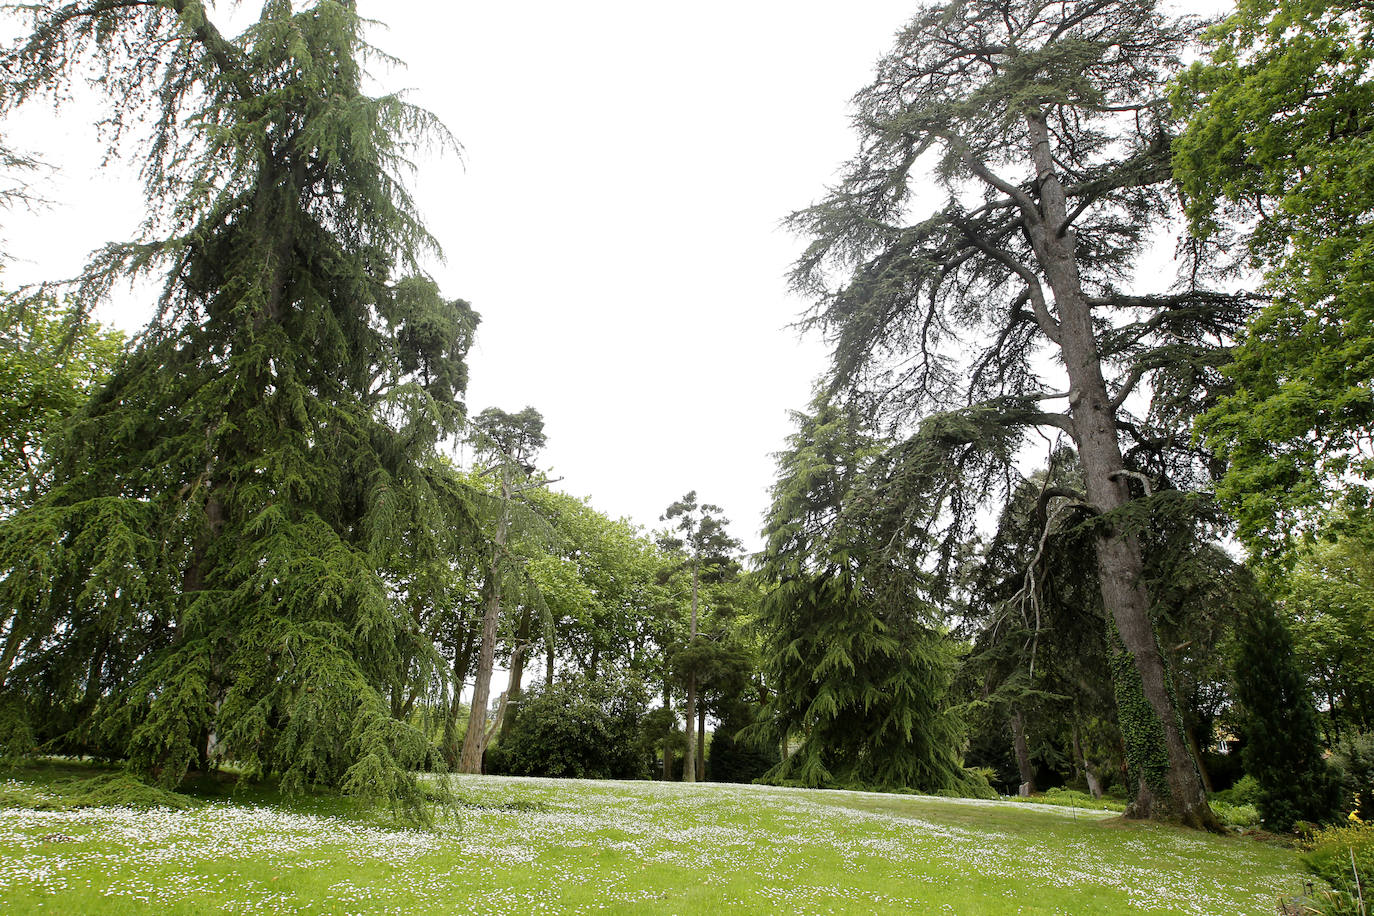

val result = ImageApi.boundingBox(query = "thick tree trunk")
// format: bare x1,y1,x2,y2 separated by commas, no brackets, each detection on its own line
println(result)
459,469,512,775
683,563,699,783
1023,110,1218,831
1011,710,1035,796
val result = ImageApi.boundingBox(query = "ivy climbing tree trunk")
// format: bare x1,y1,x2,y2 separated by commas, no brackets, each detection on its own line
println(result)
1023,110,1212,827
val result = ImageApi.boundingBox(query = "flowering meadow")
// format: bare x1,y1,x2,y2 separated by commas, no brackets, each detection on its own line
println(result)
0,768,1306,915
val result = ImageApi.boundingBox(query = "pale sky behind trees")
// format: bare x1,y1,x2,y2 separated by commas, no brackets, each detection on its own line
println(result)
1,0,924,554
1,0,1221,554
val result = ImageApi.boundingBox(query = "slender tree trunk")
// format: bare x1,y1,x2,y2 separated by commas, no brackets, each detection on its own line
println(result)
1071,717,1103,799
1022,110,1217,831
1186,727,1215,795
1011,710,1035,796
683,562,699,783
545,638,554,689
697,705,706,780
662,680,674,781
459,468,512,775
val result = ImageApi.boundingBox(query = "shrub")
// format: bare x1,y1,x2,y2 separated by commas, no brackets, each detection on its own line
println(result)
1330,733,1374,821
485,672,649,780
1303,821,1374,914
1211,774,1261,808
1210,800,1261,829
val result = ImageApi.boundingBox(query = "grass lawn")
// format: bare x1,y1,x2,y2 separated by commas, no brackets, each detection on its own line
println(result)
0,764,1306,915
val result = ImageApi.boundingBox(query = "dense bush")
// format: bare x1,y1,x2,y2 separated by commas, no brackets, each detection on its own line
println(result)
1330,732,1374,821
485,673,650,780
1303,822,1374,914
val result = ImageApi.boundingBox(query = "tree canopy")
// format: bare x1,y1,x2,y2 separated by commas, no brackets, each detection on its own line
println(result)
0,0,475,817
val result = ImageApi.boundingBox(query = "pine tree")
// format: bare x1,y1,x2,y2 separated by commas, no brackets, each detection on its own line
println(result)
0,1,475,816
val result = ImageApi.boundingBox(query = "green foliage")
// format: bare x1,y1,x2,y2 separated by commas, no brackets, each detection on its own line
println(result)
0,768,194,811
0,289,123,515
1235,595,1341,831
1212,774,1262,808
1176,0,1374,552
1331,733,1374,821
706,698,778,785
755,399,967,792
0,1,475,820
1303,822,1374,913
1276,540,1374,739
1210,800,1262,829
486,673,650,780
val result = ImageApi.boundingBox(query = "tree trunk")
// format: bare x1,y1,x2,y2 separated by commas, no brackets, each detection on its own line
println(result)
498,608,533,743
697,705,706,781
459,468,512,775
1022,110,1218,831
1187,726,1214,795
662,680,674,781
0,615,23,690
1011,710,1035,796
1071,717,1103,799
545,637,554,689
683,562,699,783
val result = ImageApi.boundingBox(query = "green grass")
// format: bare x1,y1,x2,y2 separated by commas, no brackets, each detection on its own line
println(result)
0,762,1307,915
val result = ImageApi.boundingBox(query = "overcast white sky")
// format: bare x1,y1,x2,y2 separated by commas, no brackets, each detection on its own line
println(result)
2,0,925,555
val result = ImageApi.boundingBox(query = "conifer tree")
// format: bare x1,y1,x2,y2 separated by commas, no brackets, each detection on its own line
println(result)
788,0,1242,827
755,399,967,791
1234,590,1341,831
660,491,741,783
0,1,475,815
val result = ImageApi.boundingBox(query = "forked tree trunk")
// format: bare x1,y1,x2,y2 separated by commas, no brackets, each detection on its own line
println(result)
1071,717,1103,799
1022,110,1218,831
498,609,534,743
459,468,513,775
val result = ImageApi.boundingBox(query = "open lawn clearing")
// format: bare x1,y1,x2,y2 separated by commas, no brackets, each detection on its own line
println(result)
0,771,1305,915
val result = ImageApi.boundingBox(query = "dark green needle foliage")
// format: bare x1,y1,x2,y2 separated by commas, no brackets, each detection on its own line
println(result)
754,398,966,792
1234,590,1341,831
0,1,476,818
